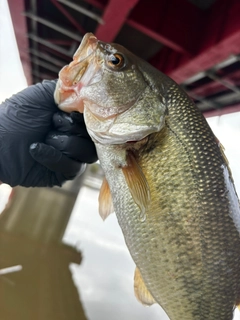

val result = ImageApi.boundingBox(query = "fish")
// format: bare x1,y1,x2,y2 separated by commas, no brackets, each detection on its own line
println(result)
54,33,240,320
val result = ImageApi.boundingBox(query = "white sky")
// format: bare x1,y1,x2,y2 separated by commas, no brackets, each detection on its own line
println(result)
1,0,240,318
207,113,240,195
0,0,27,103
0,0,27,210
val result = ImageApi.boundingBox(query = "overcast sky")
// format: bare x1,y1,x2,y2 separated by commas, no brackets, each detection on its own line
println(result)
0,0,27,103
1,0,240,318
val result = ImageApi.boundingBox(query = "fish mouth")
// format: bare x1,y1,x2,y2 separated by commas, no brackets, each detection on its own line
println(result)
73,33,98,62
55,33,99,111
60,33,98,87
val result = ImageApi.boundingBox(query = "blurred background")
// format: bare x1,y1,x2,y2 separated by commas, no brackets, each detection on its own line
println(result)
0,0,240,319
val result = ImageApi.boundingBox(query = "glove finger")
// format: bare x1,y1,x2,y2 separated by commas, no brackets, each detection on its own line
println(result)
46,132,98,163
29,142,86,177
22,163,80,188
53,112,73,132
70,111,85,123
53,111,88,136
21,164,66,188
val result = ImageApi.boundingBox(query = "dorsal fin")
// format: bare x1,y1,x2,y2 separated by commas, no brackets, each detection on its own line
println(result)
98,177,114,220
122,152,150,220
134,267,156,306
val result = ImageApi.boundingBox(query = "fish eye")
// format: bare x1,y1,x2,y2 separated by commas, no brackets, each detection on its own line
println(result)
107,53,125,69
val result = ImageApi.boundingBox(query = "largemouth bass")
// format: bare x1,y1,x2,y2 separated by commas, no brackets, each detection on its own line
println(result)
55,33,240,320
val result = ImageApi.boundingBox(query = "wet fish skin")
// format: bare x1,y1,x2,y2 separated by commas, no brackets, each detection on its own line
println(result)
55,33,240,320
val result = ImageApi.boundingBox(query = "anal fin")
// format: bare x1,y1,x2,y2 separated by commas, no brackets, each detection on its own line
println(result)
98,177,114,220
134,267,156,306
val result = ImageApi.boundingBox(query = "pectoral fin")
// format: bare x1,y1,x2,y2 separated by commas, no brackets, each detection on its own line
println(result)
122,152,150,219
98,177,114,220
134,267,156,306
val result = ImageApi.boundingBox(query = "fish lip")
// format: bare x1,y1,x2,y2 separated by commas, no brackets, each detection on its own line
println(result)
56,33,100,109
73,33,98,63
58,33,98,88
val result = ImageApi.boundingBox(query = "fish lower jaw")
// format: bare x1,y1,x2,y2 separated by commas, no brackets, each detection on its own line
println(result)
58,93,85,113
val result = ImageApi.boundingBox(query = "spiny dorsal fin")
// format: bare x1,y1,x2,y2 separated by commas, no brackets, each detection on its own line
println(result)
122,152,150,219
98,177,114,220
134,267,156,306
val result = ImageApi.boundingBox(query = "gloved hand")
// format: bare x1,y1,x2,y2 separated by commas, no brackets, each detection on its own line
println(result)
0,80,97,187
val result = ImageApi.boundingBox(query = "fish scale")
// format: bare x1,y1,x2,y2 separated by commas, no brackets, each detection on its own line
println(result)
55,33,240,320
135,83,240,319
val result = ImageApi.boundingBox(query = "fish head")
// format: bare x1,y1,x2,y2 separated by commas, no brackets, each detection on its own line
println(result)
55,33,166,144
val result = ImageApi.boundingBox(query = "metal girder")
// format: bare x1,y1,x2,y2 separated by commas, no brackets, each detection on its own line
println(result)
31,58,60,73
127,0,202,54
153,0,240,83
87,0,202,53
206,71,240,95
57,0,104,24
167,31,240,83
28,33,77,57
204,104,240,118
50,0,86,34
32,69,55,80
24,12,82,42
95,0,140,42
181,54,240,96
29,49,66,67
30,0,40,81
84,0,105,10
182,55,240,86
182,87,223,110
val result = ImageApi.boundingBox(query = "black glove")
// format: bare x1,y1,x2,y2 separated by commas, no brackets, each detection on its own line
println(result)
0,80,97,187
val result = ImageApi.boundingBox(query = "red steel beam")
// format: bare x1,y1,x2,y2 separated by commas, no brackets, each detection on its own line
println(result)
8,0,32,84
188,82,227,99
127,0,202,55
169,31,240,84
95,0,140,42
153,0,240,83
89,0,203,54
50,0,86,35
44,39,73,45
84,0,106,10
186,70,240,98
